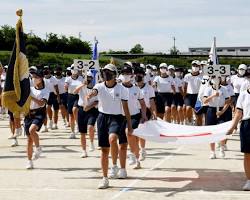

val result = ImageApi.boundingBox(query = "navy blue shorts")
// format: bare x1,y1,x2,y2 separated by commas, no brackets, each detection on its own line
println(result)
155,92,165,114
240,119,250,153
24,107,46,135
125,113,141,130
172,93,184,107
97,113,126,147
158,92,174,107
67,94,79,114
196,106,208,115
223,107,232,122
184,94,198,108
59,93,68,108
233,93,239,106
78,106,98,134
47,92,59,110
205,107,224,125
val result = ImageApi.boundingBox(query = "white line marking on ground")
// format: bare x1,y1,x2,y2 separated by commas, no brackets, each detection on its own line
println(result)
111,146,184,200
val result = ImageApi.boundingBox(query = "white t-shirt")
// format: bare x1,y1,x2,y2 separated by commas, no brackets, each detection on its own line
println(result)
1,73,6,88
122,84,144,116
78,86,98,107
203,86,229,108
198,75,210,103
184,73,202,94
223,84,235,97
173,77,184,93
30,86,50,110
93,82,129,115
138,83,155,108
240,78,250,93
231,75,245,94
65,76,84,94
44,76,58,94
236,90,250,120
55,76,66,94
153,76,175,93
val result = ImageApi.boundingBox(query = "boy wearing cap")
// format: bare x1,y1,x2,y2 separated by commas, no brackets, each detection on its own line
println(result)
87,64,132,189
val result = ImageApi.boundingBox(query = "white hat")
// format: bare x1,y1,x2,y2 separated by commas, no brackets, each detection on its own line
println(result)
29,66,37,71
4,65,8,69
125,61,133,67
71,64,74,69
168,65,175,70
191,60,200,65
66,67,71,71
140,64,145,69
159,63,168,68
200,60,208,65
103,64,117,72
238,64,247,70
152,65,157,70
87,71,93,77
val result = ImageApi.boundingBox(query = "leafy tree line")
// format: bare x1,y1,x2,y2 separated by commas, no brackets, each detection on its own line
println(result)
0,25,92,56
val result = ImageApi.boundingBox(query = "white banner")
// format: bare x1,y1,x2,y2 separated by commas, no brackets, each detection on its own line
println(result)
133,119,231,144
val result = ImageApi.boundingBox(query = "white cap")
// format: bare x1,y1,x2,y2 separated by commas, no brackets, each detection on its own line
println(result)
29,66,37,71
71,64,74,69
66,67,71,71
238,64,247,70
103,64,117,72
140,64,145,69
152,65,157,70
168,65,175,70
4,65,8,69
125,61,133,67
159,63,168,68
87,71,93,77
191,60,200,65
200,60,208,65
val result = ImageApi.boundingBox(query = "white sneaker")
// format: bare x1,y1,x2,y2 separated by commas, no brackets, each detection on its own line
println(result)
219,147,225,158
133,160,141,169
118,168,127,179
80,150,88,158
49,120,53,129
98,177,109,189
13,128,22,138
32,147,42,160
109,165,119,179
243,180,250,191
89,143,95,152
128,153,136,165
69,133,76,139
8,135,16,139
11,139,18,147
41,126,48,133
52,124,58,130
209,151,216,159
26,160,34,169
139,149,147,161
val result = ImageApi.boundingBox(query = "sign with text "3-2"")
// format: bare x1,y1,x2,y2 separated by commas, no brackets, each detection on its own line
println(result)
203,65,231,76
74,59,100,71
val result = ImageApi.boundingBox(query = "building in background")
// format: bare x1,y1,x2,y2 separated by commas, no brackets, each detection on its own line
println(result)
188,47,250,56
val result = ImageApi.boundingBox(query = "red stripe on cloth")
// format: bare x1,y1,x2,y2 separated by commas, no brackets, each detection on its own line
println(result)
160,133,212,138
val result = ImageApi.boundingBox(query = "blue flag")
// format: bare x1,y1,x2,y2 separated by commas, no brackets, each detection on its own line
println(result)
92,38,98,60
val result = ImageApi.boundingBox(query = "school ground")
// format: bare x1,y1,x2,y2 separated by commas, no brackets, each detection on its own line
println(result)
0,117,249,200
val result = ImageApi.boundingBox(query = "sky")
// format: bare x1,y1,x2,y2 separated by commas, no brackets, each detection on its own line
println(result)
1,0,250,53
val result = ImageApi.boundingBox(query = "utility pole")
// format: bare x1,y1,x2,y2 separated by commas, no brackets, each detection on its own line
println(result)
79,32,82,40
173,36,176,50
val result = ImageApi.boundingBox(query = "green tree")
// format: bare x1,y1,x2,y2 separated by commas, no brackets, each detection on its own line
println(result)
130,44,144,54
26,44,39,60
0,25,16,50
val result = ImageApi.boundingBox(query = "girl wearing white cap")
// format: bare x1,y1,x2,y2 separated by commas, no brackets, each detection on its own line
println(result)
65,66,84,139
74,71,98,157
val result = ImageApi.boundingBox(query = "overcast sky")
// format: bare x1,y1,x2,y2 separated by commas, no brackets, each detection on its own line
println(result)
1,0,250,53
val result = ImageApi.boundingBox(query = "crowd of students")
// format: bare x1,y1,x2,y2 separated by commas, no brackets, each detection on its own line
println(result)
0,60,250,190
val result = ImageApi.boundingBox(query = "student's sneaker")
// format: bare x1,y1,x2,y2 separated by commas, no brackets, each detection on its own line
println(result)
41,126,49,133
80,150,88,158
133,160,141,169
243,180,250,191
98,177,109,189
209,151,216,159
109,165,119,179
139,149,147,161
69,133,76,139
49,120,53,129
89,143,95,152
118,168,127,179
219,147,225,158
26,160,34,169
8,135,16,139
11,139,18,147
128,153,136,165
13,128,22,138
52,124,58,130
32,147,42,160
